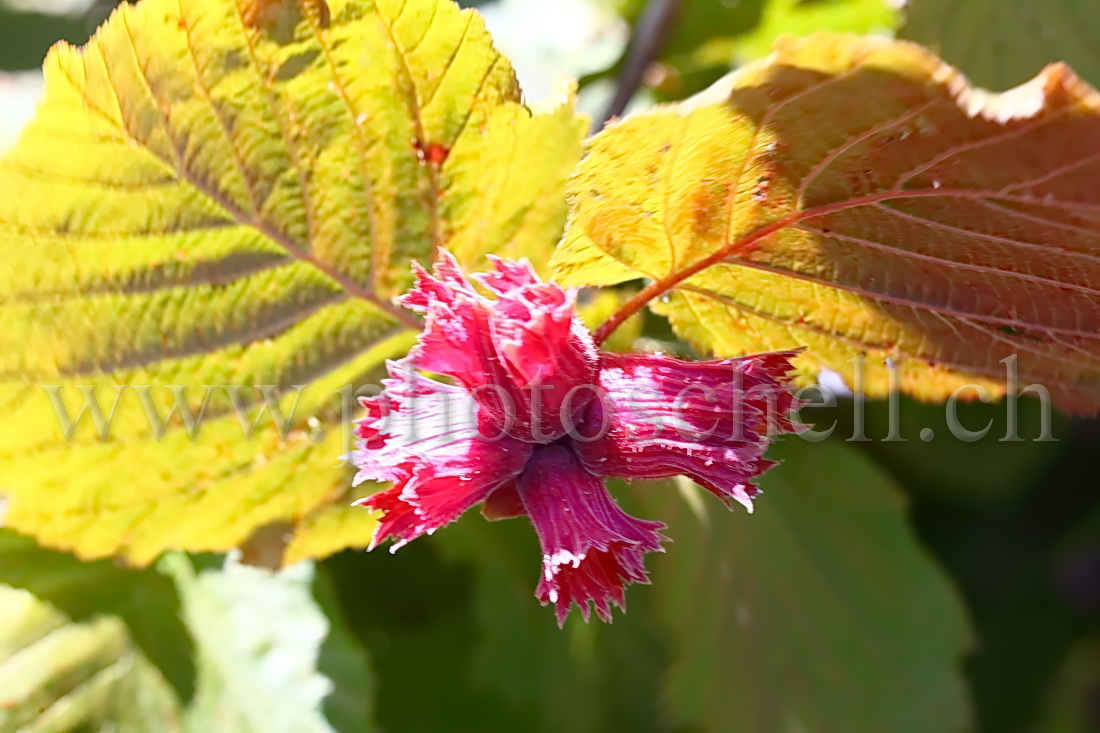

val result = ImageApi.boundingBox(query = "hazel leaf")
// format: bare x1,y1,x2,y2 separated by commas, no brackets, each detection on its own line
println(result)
0,0,584,565
555,33,1100,412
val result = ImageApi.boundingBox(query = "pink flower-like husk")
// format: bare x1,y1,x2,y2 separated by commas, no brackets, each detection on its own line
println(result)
350,252,804,624
398,252,598,442
351,357,532,550
573,351,805,511
517,444,668,626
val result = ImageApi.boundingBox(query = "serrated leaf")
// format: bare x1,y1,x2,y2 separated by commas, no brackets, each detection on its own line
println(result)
643,440,972,733
0,0,585,564
555,33,1100,412
901,0,1100,91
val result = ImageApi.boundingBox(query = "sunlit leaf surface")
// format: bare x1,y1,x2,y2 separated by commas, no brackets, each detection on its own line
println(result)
556,34,1100,412
0,0,584,564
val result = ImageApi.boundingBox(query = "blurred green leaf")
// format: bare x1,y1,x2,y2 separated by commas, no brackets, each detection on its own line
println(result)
605,0,899,98
1038,636,1100,733
0,528,196,704
0,528,187,732
437,513,672,733
809,394,1069,508
643,439,972,732
325,510,672,733
0,588,181,733
901,0,1100,89
0,8,92,71
323,539,527,733
313,570,377,733
164,554,375,733
0,530,374,733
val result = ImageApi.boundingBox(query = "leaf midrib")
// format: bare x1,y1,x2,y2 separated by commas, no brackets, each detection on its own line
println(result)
53,9,419,333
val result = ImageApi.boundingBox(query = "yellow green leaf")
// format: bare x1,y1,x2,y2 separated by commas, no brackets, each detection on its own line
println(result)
555,33,1100,412
445,98,588,270
0,0,585,565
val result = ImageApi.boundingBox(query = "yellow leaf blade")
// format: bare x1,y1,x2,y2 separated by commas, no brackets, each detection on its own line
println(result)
0,0,583,564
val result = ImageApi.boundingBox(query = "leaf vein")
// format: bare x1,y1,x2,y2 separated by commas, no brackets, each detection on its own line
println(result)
723,241,1100,336
873,201,1100,266
796,100,938,204
679,285,1089,386
1002,150,1100,193
312,19,387,294
50,291,349,378
177,0,262,218
800,224,1100,298
376,0,444,248
894,108,1069,190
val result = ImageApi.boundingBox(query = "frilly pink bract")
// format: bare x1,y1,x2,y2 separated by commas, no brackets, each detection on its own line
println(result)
349,252,803,625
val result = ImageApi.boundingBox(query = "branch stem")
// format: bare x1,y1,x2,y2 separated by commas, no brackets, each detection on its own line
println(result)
595,0,686,133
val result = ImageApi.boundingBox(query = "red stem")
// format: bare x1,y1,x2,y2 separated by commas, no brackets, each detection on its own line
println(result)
591,215,794,345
